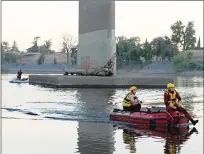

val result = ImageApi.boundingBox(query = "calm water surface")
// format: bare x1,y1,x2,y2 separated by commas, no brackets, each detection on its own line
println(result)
1,74,203,154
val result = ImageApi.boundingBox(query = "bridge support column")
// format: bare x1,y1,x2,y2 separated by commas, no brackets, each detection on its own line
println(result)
78,0,116,75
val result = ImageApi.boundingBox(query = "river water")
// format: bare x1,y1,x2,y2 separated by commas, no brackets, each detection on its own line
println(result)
1,74,203,154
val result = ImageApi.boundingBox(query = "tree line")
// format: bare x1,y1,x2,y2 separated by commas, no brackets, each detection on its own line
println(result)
116,20,202,69
1,35,77,65
1,20,203,71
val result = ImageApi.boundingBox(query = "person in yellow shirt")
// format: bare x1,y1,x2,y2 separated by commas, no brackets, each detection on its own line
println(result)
122,86,142,112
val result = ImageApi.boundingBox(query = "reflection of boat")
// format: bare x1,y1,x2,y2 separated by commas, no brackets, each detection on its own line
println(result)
9,77,29,83
114,124,198,154
110,106,189,126
114,124,197,141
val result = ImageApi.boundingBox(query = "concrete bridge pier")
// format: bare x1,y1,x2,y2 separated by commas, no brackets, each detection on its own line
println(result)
28,0,175,88
78,0,116,75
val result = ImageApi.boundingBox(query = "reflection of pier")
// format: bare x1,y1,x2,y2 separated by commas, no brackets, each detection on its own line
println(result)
76,88,115,154
77,122,115,154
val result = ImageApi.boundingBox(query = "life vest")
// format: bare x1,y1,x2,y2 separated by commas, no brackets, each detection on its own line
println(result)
123,132,131,143
122,92,134,107
17,71,22,76
165,90,177,107
123,132,136,153
169,143,176,154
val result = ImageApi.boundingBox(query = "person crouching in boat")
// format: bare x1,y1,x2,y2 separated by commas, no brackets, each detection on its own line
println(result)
164,83,198,126
17,69,22,79
122,86,142,112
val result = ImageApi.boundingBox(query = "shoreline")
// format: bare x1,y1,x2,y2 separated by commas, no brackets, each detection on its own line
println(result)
1,69,203,77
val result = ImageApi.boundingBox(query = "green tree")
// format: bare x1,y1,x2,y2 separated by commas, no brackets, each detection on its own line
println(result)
151,37,165,61
33,36,40,45
184,21,196,50
116,36,131,57
196,37,201,50
170,21,185,48
116,36,141,67
11,40,20,52
4,52,19,63
141,39,152,61
27,36,41,52
172,50,202,71
40,39,52,54
163,36,179,61
151,36,178,61
129,36,140,46
170,21,197,51
44,39,52,51
129,46,142,65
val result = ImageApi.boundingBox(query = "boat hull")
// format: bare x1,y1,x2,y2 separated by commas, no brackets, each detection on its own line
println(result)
9,77,29,83
109,107,189,126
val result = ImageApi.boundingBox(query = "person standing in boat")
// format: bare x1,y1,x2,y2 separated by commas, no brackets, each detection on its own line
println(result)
17,69,22,79
122,86,142,112
164,83,198,125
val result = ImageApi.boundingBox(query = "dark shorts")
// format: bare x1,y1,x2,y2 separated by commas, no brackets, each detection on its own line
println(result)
123,104,141,112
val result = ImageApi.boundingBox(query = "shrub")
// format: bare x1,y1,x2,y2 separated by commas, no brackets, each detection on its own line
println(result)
172,50,203,71
4,52,19,64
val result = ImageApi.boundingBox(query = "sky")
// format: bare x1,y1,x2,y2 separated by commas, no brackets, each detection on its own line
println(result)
2,1,203,52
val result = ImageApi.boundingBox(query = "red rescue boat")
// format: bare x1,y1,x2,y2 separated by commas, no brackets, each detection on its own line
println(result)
109,106,189,126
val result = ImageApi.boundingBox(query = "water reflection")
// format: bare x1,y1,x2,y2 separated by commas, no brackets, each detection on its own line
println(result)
76,89,116,154
2,74,203,154
76,88,116,112
122,129,138,153
181,93,196,117
176,76,203,88
163,127,198,154
177,87,203,119
114,124,198,154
